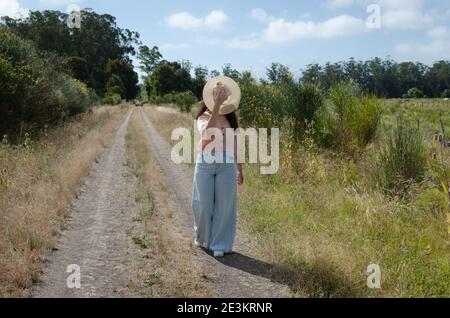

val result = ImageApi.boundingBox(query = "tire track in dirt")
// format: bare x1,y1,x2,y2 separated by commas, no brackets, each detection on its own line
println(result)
34,109,134,298
139,108,291,298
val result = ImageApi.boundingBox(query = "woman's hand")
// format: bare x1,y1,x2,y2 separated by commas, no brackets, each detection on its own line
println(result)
237,172,244,186
213,84,228,109
237,164,244,185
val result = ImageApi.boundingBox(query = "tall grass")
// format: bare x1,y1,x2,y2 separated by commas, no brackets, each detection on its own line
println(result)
375,117,428,196
314,82,383,153
240,146,449,297
0,106,127,296
139,87,450,298
239,79,324,134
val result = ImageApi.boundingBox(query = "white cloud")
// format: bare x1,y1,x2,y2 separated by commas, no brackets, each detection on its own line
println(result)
250,8,273,23
324,0,355,9
225,33,262,49
159,43,191,50
165,10,228,31
204,10,228,28
166,12,202,30
263,15,366,44
373,0,434,30
376,0,424,10
381,9,432,30
39,0,84,5
0,0,28,18
395,26,450,62
427,26,450,40
226,13,367,49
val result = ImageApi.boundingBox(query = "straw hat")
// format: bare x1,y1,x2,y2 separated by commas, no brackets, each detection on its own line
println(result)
203,76,241,115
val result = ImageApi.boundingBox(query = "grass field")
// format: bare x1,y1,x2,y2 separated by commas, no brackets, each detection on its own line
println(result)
382,99,450,139
147,99,450,298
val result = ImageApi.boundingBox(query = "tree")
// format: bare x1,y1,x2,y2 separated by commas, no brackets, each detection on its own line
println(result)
301,63,322,85
398,62,427,96
424,61,450,98
138,45,162,76
106,74,125,96
105,59,139,100
266,63,292,85
192,66,209,99
150,61,193,97
3,9,141,96
222,63,241,81
210,69,220,78
406,88,424,98
180,59,192,73
322,62,347,90
66,56,89,83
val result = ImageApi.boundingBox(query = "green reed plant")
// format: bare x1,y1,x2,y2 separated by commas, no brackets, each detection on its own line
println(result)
314,82,382,153
375,117,427,195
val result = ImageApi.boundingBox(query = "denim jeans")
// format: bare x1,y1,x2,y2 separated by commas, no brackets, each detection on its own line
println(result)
192,152,237,253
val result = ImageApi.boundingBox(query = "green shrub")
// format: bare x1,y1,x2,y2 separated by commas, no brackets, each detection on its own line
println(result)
351,96,383,147
106,74,125,97
442,89,450,98
375,117,427,195
102,93,122,105
238,76,265,127
282,82,324,132
174,90,197,112
239,79,320,131
0,29,93,138
150,91,197,112
314,82,382,152
406,87,425,99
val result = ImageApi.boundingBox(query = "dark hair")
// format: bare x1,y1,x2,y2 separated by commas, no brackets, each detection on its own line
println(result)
195,101,239,130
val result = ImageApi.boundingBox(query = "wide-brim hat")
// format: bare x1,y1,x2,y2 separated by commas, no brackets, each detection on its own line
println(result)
203,76,241,115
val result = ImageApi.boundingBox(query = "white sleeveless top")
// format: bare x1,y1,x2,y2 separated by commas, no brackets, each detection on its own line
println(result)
196,112,238,156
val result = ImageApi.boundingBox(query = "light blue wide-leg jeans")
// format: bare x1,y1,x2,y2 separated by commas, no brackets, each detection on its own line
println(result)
192,152,237,253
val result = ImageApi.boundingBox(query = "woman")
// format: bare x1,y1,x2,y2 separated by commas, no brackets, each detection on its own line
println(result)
192,79,244,258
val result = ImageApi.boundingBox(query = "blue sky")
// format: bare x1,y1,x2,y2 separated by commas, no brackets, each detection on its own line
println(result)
2,0,450,79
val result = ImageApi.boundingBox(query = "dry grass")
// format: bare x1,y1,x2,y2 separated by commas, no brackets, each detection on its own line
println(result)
140,106,449,298
124,110,212,297
143,105,194,145
0,104,129,297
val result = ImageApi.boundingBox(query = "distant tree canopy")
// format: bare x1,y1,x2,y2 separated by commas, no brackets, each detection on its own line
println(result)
137,50,253,107
138,51,449,111
1,9,140,99
148,61,192,97
300,57,450,98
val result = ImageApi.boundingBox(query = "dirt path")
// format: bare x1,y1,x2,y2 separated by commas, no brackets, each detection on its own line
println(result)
34,110,134,298
139,108,291,298
33,107,291,298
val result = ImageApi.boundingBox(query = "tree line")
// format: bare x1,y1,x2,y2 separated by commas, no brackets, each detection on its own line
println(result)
139,47,450,111
2,10,140,102
1,10,140,138
300,58,450,99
